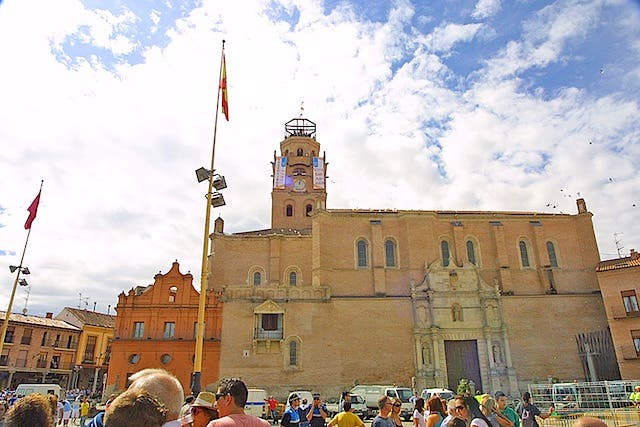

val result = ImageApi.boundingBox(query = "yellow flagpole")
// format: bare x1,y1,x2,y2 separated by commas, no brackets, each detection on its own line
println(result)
0,180,43,359
192,39,226,395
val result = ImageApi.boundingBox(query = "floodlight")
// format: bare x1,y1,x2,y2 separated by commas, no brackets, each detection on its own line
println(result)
9,265,18,273
212,174,227,190
195,167,210,183
211,192,226,208
18,278,29,287
21,267,30,275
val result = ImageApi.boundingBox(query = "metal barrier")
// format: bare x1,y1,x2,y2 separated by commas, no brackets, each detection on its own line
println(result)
541,408,640,427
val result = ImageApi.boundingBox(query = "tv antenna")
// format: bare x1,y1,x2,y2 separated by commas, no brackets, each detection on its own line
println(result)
22,284,32,315
78,293,90,309
614,233,624,258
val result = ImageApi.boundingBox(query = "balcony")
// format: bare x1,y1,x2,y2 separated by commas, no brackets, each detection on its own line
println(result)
610,304,640,320
621,345,640,360
254,329,283,340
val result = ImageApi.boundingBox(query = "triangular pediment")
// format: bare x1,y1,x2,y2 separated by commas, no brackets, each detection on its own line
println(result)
253,299,285,314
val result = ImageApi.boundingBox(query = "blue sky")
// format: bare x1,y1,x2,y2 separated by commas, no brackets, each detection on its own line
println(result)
0,0,639,316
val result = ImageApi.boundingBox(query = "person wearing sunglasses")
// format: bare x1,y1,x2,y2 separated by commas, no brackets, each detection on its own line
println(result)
371,396,395,427
280,394,301,427
207,378,270,427
451,395,493,427
190,392,218,427
389,398,403,427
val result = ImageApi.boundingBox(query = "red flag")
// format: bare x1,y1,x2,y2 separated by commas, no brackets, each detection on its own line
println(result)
24,190,41,229
220,53,229,121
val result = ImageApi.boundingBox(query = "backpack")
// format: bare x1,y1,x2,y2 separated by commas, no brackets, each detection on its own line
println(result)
521,406,535,427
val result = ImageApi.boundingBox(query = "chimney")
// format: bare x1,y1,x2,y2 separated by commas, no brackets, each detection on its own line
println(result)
214,216,225,234
631,249,639,260
45,312,53,319
576,198,587,214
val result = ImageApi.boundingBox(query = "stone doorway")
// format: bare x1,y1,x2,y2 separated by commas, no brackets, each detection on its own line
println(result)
444,340,482,392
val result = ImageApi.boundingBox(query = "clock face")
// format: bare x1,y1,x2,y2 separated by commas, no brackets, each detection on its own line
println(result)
293,179,306,192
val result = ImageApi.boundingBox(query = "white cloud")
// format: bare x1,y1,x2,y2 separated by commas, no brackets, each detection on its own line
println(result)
472,0,501,19
422,22,484,53
0,0,638,316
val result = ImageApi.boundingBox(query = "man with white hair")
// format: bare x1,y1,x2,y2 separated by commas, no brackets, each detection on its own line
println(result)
127,368,185,426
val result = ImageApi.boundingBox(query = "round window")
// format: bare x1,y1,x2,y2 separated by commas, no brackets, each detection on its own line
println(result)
160,354,172,365
129,354,140,364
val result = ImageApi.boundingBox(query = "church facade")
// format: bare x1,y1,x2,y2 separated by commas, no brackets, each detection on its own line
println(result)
210,118,609,397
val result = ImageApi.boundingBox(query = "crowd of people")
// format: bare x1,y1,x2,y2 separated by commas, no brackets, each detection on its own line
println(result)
0,376,618,427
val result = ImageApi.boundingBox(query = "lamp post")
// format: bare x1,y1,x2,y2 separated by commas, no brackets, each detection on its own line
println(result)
191,40,228,395
0,264,31,357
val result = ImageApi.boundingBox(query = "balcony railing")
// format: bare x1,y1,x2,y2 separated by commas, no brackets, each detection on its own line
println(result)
254,329,283,340
36,360,48,368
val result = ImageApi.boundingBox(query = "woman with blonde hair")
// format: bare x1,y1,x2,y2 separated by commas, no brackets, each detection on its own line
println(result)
425,396,444,427
479,395,499,427
389,397,403,427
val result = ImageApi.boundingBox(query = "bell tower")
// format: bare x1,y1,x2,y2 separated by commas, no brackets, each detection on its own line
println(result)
271,117,327,230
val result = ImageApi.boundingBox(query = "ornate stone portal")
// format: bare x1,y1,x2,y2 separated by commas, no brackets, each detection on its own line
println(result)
410,260,518,395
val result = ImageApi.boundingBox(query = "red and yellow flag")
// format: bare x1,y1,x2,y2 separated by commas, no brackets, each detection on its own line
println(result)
220,53,229,121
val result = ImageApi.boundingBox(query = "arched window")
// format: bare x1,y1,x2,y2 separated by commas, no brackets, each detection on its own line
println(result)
253,272,262,286
466,240,476,265
385,239,396,267
289,341,298,366
547,241,558,267
296,148,303,156
305,204,312,216
519,241,530,267
441,241,450,267
289,271,297,286
286,205,293,217
357,239,368,267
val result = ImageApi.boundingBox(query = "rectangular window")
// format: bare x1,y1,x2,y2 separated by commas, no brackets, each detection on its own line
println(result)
37,352,48,368
163,322,175,339
133,322,145,339
622,290,640,314
193,322,206,339
21,328,32,345
50,355,60,369
16,350,28,367
84,336,97,363
0,350,9,366
5,326,15,343
104,341,112,364
41,331,48,346
256,314,283,340
633,330,640,355
53,334,61,347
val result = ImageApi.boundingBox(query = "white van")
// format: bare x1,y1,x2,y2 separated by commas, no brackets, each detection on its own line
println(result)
350,385,413,420
15,383,64,400
246,388,268,418
421,388,455,402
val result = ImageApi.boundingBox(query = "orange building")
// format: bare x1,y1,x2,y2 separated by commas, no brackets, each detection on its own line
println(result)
106,261,222,395
597,249,640,379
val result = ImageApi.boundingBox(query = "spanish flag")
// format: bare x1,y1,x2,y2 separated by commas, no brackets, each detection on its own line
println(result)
220,53,229,121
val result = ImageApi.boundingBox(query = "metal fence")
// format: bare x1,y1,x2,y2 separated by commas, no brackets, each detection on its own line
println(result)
541,409,640,427
529,381,637,415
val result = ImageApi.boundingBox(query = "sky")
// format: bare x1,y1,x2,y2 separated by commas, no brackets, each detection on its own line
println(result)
0,0,639,317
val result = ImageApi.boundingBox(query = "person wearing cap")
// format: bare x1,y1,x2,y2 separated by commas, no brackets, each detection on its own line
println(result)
207,378,270,427
307,394,328,427
190,392,218,427
281,394,301,427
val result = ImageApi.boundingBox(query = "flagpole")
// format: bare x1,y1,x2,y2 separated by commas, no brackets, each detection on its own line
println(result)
192,39,226,396
0,180,43,358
